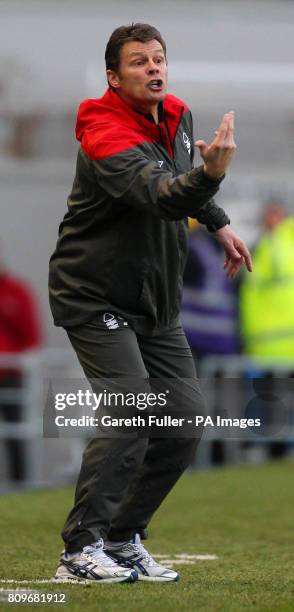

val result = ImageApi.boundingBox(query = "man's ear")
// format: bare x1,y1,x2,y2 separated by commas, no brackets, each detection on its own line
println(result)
106,69,121,89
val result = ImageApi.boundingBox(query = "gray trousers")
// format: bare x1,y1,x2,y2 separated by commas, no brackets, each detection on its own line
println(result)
62,316,204,553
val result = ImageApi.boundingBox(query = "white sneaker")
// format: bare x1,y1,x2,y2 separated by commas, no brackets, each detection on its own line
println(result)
105,534,179,582
54,538,138,583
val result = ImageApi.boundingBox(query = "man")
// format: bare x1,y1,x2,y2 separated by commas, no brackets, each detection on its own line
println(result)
49,23,252,584
0,255,42,481
182,223,239,360
240,199,293,359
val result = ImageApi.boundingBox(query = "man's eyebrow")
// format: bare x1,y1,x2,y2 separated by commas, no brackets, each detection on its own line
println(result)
128,50,164,57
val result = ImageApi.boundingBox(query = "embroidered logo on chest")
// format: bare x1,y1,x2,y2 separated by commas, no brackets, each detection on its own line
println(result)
182,132,191,155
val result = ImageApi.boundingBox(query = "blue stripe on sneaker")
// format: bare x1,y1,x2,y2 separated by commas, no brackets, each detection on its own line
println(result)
133,560,149,576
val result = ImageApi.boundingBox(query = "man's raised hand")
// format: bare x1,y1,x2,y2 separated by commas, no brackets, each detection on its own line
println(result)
195,111,236,179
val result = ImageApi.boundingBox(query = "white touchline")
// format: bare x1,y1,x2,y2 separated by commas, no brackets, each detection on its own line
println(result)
175,554,218,560
0,587,46,591
0,580,93,586
155,560,198,566
154,553,218,560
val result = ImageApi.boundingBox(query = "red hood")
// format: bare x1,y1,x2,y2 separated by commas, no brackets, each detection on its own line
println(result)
75,88,188,160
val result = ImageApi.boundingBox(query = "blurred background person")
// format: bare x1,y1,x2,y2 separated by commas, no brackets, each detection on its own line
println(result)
181,219,240,466
239,200,294,460
239,200,294,362
181,219,239,365
0,250,42,482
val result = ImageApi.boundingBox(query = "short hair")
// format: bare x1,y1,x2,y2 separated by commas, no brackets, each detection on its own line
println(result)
105,23,167,72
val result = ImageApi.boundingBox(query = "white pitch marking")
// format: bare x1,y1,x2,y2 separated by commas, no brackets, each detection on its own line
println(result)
154,560,197,566
0,588,43,591
154,553,218,561
0,580,53,584
175,554,218,560
0,580,90,586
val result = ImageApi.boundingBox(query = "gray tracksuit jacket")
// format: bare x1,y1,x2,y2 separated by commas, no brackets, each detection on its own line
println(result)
49,88,229,334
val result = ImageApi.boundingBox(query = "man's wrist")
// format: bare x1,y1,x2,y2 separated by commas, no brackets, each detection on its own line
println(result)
203,164,225,181
206,210,230,233
207,220,230,233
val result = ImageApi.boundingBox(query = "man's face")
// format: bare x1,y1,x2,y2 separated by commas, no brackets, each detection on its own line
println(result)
107,39,167,111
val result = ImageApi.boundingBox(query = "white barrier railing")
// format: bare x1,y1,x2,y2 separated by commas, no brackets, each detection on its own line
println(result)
0,350,293,486
0,349,82,488
193,355,294,468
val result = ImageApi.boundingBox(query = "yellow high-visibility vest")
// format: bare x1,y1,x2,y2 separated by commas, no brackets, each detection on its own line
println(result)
240,217,294,360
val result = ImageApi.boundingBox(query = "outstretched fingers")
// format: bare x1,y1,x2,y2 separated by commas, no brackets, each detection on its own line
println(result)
236,241,253,272
224,254,244,279
215,111,235,147
216,225,251,278
226,111,236,146
222,236,252,278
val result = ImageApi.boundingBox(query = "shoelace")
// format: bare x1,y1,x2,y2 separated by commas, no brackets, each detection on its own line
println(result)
82,540,119,568
126,542,156,566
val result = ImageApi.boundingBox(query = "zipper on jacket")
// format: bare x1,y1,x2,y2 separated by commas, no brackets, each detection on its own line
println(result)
157,122,172,160
172,106,184,149
164,106,184,173
158,119,176,171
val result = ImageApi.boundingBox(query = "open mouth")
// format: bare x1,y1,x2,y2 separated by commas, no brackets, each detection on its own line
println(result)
147,79,164,91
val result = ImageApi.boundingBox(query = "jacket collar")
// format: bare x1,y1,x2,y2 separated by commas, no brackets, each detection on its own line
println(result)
102,88,184,142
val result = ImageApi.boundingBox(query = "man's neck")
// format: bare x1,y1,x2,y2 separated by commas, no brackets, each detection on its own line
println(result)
116,91,159,124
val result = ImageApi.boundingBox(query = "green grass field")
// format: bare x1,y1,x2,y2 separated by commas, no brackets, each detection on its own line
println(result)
0,460,293,611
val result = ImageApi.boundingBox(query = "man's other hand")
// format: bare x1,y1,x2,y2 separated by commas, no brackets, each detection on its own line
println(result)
195,111,236,179
215,225,253,279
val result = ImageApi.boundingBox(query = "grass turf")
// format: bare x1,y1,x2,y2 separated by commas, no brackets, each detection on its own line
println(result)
0,460,293,611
